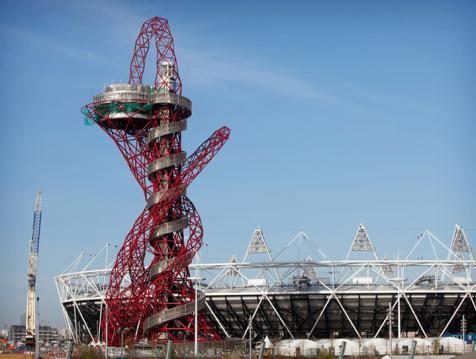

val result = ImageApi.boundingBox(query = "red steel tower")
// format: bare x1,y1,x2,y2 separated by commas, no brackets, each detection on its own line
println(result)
82,16,229,344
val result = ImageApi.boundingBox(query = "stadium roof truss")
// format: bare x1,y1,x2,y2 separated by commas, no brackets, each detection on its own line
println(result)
56,225,475,344
192,225,476,340
55,244,126,344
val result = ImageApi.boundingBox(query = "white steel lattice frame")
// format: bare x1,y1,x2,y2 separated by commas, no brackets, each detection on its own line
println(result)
56,226,476,343
191,226,476,340
55,244,125,344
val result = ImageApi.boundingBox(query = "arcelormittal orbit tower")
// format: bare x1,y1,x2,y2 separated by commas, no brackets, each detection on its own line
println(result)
82,16,229,344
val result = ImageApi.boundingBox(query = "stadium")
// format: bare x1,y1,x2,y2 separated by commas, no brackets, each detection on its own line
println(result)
55,224,475,345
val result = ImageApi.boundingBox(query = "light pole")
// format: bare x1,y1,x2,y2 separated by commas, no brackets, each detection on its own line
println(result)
249,315,252,359
195,253,199,357
195,280,198,357
105,303,108,359
190,251,206,357
118,327,128,359
105,244,109,359
461,315,466,353
46,321,49,350
388,302,392,359
189,272,205,357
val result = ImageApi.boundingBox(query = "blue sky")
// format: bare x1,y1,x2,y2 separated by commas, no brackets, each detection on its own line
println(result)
0,0,475,329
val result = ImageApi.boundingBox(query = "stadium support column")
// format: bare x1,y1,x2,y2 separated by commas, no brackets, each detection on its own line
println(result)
397,293,401,339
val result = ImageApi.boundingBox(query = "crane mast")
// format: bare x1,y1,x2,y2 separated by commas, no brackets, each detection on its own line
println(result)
25,190,42,347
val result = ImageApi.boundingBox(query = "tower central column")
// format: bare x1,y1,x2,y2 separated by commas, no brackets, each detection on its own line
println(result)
82,16,230,345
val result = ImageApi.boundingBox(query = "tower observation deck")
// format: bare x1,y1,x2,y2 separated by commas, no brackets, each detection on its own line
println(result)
82,16,230,345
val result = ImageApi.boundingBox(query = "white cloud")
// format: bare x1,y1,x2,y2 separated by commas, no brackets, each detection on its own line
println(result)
178,46,339,104
0,24,123,71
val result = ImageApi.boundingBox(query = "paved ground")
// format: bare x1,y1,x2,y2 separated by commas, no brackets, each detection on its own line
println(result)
456,353,476,359
380,356,455,359
381,355,476,359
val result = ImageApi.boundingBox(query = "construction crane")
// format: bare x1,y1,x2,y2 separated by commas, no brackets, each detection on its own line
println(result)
25,190,42,349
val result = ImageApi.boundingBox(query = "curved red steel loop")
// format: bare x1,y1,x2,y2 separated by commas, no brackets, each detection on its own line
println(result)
129,16,183,94
82,16,229,345
100,128,230,343
83,102,152,195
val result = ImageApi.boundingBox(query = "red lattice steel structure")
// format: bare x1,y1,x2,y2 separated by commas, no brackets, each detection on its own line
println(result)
82,16,229,345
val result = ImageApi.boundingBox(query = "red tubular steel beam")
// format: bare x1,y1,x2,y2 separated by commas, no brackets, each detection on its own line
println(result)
81,16,229,345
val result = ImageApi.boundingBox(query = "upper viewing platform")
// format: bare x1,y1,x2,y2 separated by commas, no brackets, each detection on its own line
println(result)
92,83,192,117
93,84,152,102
